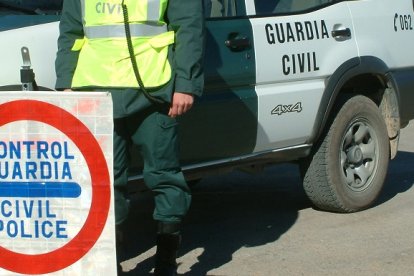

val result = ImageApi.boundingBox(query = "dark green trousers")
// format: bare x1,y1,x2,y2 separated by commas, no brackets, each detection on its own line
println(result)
113,106,191,225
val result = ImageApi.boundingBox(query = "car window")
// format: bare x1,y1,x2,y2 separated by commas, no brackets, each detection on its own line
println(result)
0,0,62,15
204,0,237,18
254,0,335,15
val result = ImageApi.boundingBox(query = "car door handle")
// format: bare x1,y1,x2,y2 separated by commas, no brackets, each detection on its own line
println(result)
225,37,251,51
331,28,351,39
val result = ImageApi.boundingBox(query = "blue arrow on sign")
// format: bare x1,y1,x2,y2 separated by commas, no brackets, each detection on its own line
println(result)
0,182,81,198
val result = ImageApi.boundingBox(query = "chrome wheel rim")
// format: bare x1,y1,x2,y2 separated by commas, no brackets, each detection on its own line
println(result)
340,119,379,192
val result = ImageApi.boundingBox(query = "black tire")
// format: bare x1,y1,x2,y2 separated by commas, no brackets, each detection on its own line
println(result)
302,95,389,213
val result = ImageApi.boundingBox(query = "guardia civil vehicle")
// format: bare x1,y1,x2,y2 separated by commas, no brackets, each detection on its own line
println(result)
1,0,414,213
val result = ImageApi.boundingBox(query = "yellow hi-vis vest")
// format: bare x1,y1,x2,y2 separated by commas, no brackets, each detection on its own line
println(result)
71,0,174,89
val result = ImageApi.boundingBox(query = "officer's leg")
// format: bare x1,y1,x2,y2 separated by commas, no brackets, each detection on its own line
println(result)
114,117,131,224
113,117,131,273
131,108,191,275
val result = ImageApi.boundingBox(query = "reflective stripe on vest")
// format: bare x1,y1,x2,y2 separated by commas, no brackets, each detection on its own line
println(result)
84,24,167,39
71,0,173,89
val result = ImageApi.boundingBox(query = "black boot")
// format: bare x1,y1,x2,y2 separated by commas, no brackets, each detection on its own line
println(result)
154,222,181,276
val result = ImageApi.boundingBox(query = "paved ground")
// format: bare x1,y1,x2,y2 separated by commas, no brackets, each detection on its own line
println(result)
120,121,414,276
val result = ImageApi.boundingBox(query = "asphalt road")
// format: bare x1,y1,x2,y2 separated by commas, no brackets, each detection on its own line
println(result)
120,121,414,276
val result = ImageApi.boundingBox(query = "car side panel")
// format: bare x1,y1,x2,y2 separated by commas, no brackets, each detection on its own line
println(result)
348,0,414,125
348,0,414,69
0,20,59,90
178,16,258,165
248,1,359,152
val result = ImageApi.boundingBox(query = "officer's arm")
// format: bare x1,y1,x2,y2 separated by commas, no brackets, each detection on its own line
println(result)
166,0,205,97
55,0,84,90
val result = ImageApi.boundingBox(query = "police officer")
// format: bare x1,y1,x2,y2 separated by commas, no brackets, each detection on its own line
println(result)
55,0,204,275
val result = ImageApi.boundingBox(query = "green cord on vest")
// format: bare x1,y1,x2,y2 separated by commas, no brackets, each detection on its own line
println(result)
121,0,166,104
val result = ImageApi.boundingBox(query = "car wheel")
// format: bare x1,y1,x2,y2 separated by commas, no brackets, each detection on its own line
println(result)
301,95,389,212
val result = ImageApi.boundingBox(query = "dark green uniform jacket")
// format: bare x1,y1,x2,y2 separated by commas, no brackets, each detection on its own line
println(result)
55,0,204,118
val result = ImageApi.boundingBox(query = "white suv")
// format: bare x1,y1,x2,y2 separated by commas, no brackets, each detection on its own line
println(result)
1,0,414,213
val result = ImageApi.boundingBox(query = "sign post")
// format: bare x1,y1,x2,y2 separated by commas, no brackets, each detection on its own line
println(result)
0,91,115,275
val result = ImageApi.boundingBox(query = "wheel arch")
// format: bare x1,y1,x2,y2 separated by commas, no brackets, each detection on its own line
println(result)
310,56,401,159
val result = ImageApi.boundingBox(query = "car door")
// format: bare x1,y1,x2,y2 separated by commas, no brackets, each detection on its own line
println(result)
178,0,258,166
0,13,60,90
247,0,359,152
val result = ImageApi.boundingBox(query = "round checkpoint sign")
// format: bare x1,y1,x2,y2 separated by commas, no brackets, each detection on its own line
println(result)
0,99,111,274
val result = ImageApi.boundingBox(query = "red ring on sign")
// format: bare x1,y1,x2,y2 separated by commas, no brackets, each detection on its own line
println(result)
0,99,111,274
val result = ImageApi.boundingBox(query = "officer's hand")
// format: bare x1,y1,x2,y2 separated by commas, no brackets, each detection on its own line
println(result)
168,92,194,118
